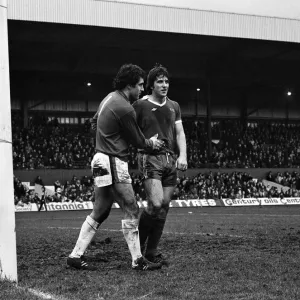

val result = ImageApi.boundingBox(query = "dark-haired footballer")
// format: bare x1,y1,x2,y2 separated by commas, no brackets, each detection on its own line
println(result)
67,64,164,271
133,64,187,266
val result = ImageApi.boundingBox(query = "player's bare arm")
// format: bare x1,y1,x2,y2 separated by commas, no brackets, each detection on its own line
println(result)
175,121,187,171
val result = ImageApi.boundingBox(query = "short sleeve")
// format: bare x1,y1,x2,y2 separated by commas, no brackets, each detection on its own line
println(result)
174,101,182,124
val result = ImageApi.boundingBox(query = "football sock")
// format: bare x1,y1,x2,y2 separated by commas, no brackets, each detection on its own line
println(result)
122,219,142,265
145,216,166,258
138,210,153,253
70,215,100,258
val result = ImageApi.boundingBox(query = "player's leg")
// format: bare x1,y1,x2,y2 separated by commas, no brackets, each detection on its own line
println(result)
137,154,163,253
143,154,177,264
39,200,44,212
110,155,162,270
67,152,113,270
142,179,166,258
38,201,42,212
139,178,164,250
89,194,98,247
112,182,142,263
67,185,113,270
145,185,174,264
112,183,161,270
90,186,113,223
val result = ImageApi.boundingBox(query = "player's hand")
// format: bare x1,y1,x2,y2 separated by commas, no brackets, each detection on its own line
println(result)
176,155,188,171
91,156,106,169
150,134,165,150
91,156,109,176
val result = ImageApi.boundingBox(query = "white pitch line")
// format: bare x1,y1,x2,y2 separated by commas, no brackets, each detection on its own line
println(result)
47,226,250,239
28,288,61,300
137,291,154,299
18,213,300,223
170,213,300,217
193,213,300,217
14,285,70,300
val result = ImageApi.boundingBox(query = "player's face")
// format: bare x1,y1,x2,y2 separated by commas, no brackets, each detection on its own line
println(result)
152,75,169,98
129,77,144,101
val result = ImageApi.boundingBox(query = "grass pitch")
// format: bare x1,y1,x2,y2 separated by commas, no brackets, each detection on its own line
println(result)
1,206,300,300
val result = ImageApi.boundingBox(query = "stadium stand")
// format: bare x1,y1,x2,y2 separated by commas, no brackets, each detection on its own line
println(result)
12,113,300,203
12,114,300,170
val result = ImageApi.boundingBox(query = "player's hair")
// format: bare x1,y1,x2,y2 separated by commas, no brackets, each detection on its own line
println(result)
113,64,145,90
146,63,169,94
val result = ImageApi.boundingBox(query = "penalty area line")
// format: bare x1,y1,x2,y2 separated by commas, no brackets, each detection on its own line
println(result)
47,226,250,239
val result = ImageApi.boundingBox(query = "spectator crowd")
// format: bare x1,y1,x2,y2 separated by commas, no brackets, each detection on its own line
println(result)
12,114,300,170
184,119,300,169
14,169,300,206
12,114,94,170
14,174,95,206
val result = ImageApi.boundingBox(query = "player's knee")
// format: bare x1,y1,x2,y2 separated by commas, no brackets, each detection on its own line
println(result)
124,201,139,219
153,202,170,217
161,202,170,214
150,203,162,215
91,207,111,224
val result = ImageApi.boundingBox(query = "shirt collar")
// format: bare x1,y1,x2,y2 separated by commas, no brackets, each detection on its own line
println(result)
116,90,130,103
142,95,167,107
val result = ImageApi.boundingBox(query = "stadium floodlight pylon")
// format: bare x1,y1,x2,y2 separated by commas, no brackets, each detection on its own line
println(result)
0,0,18,282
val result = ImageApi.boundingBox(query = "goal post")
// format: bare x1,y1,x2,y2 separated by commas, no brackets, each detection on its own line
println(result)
0,0,18,282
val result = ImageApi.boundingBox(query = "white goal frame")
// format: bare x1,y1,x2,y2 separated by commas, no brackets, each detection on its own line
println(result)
0,0,18,282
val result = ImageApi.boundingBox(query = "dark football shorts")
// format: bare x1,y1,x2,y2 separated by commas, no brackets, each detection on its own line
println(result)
137,152,177,187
